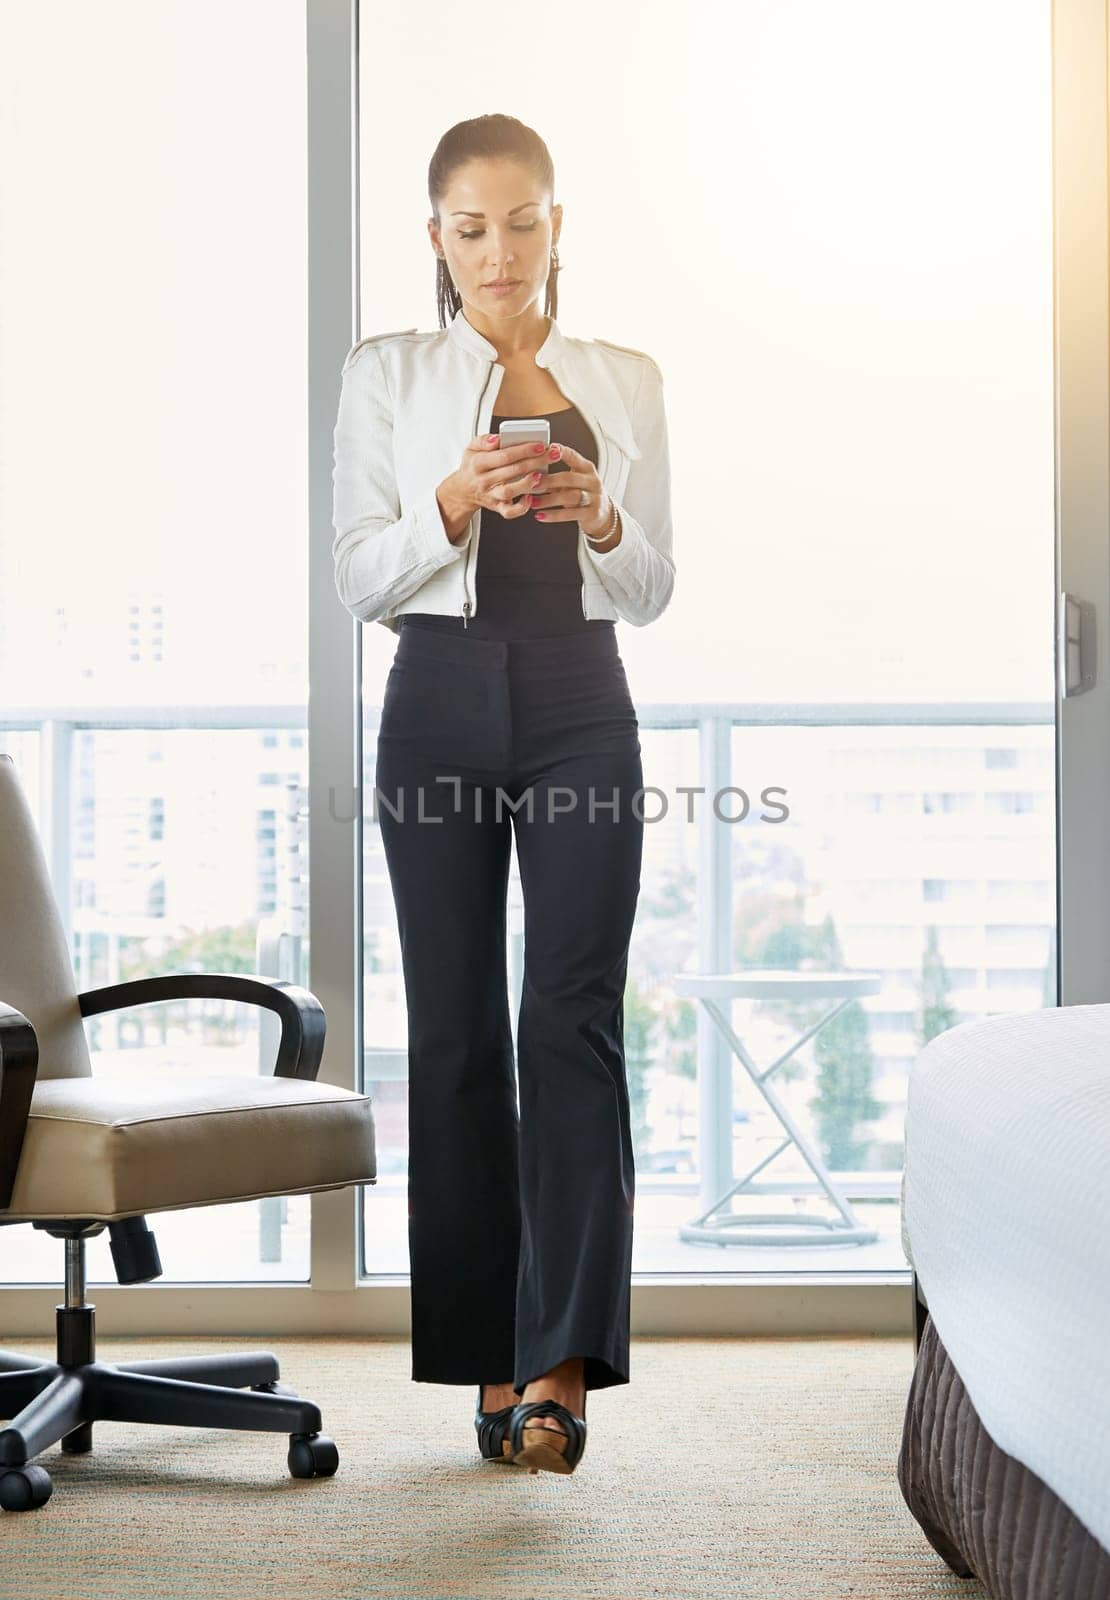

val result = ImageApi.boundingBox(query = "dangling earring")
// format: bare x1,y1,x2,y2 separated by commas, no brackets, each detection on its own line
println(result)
435,252,460,328
546,244,560,319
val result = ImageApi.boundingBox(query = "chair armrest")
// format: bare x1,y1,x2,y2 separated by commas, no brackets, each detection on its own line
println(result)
77,974,326,1081
0,1002,40,1209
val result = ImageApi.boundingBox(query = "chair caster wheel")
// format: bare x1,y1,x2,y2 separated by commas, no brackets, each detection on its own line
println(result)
288,1432,339,1479
0,1465,53,1511
251,1380,298,1398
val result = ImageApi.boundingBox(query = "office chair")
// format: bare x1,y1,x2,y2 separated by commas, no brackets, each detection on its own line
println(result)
0,754,377,1511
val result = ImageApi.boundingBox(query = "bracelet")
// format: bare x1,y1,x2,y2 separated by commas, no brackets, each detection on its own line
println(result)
582,499,620,546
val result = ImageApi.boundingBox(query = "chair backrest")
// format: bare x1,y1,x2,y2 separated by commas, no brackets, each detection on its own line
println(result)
0,755,92,1080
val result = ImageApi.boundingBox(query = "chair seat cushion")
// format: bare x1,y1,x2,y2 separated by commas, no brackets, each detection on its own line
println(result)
1,1074,377,1221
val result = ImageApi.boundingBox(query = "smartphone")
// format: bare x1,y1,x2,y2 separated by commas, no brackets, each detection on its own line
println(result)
498,418,550,506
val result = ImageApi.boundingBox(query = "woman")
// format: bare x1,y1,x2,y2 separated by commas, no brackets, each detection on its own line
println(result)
331,113,675,1476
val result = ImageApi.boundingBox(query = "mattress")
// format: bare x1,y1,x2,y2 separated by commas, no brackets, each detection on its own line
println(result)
900,1002,1110,1554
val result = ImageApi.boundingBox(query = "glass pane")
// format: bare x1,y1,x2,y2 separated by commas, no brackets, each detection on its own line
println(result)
0,1,309,1284
356,0,1055,1276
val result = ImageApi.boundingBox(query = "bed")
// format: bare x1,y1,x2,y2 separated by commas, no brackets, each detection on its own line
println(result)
897,1002,1110,1597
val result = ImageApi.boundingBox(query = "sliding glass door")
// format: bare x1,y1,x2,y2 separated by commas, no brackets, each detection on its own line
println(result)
355,0,1060,1279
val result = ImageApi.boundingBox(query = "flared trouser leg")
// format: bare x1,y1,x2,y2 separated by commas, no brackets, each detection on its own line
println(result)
374,750,522,1385
509,742,643,1395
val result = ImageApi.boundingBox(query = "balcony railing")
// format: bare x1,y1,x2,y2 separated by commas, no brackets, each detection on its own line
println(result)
1,699,1054,1278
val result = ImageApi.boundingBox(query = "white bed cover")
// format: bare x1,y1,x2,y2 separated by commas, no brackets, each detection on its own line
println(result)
901,1001,1110,1553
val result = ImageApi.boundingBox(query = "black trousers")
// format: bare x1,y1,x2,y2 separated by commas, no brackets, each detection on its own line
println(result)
373,621,644,1394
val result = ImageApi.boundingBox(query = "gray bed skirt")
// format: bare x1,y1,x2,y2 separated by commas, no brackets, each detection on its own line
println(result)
897,1313,1110,1596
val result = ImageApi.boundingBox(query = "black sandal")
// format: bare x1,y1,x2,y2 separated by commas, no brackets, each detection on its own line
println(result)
474,1385,521,1464
508,1397,588,1475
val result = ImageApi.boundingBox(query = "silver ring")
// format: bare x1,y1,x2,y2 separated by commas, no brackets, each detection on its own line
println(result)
579,488,589,507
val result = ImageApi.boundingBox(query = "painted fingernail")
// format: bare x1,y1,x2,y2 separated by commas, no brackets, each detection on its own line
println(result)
535,512,547,520
531,471,543,482
533,443,545,453
487,434,497,442
549,445,560,457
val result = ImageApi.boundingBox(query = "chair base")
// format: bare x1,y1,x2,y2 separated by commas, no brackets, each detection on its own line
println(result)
0,1220,341,1510
0,1345,339,1510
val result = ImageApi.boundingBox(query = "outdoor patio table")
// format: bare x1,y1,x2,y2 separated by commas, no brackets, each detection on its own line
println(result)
671,969,884,1246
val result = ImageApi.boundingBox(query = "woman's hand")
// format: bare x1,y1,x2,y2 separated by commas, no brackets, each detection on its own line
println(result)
526,443,621,546
436,433,560,543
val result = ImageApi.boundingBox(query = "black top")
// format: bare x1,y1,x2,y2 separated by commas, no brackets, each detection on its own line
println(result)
400,403,616,640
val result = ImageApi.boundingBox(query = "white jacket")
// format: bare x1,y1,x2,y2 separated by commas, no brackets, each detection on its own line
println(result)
330,307,675,634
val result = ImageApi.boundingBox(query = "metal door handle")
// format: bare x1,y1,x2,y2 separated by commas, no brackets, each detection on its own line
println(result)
1059,592,1097,697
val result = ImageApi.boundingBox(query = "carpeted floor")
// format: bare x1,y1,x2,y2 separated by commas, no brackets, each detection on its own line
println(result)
0,1334,985,1600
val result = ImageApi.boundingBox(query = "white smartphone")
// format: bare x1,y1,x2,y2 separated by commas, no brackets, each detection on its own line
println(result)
498,418,551,506
497,417,551,456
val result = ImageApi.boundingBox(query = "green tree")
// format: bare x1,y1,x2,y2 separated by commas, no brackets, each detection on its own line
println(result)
642,862,695,921
735,885,810,971
759,918,811,969
919,924,958,1044
809,914,881,1169
661,992,697,1082
747,907,826,1085
623,975,659,1163
131,921,257,982
113,921,258,1048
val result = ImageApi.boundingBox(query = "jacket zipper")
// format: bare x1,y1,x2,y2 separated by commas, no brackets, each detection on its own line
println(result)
462,510,474,628
461,506,473,629
462,363,502,628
